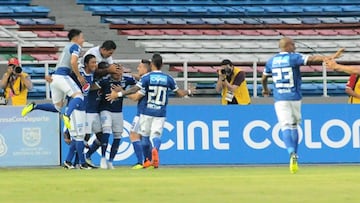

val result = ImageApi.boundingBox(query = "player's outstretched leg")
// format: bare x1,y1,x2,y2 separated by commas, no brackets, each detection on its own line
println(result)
64,140,76,169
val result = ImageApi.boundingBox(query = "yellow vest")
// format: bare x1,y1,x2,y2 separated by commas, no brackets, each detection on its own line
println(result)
349,77,360,104
5,72,29,106
221,67,251,105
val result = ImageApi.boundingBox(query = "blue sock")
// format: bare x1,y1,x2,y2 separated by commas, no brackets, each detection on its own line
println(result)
109,138,121,162
101,133,110,157
65,140,76,162
152,137,161,151
132,140,143,164
142,136,151,161
65,97,83,116
291,128,299,154
75,140,85,165
282,129,295,155
86,139,101,158
34,103,58,112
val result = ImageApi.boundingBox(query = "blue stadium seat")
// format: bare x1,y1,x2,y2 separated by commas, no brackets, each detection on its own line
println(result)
302,18,322,24
302,6,323,13
13,18,36,25
146,18,167,24
223,18,244,24
126,18,147,24
104,18,128,24
86,6,112,12
168,6,189,14
341,5,360,12
130,6,151,13
201,18,224,25
283,6,304,13
187,6,208,14
164,18,187,24
183,18,205,24
151,6,171,13
322,6,343,12
33,18,55,25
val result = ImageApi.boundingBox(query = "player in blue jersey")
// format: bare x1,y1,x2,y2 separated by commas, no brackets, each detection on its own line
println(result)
97,64,136,169
261,37,344,174
106,53,194,168
63,54,97,169
49,29,86,130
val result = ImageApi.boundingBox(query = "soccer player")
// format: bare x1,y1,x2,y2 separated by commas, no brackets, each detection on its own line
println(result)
261,37,344,174
106,53,194,168
96,64,136,169
63,54,97,169
49,29,86,130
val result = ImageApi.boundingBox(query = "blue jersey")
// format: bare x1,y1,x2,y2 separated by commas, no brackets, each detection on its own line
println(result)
68,67,93,111
55,42,81,75
137,71,178,117
136,92,147,116
264,52,308,101
99,75,136,112
86,89,102,113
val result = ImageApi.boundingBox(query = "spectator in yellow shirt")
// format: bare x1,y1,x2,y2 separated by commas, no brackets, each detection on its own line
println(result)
0,58,33,106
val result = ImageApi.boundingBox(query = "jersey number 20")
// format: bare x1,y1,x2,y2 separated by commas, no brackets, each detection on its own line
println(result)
148,86,167,106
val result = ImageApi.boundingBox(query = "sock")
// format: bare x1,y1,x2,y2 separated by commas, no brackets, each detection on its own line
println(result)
109,138,121,162
101,133,110,157
142,136,151,161
282,129,295,155
132,140,143,164
86,139,101,158
152,137,161,151
75,140,85,165
65,97,83,116
65,140,76,162
290,128,299,154
34,103,58,112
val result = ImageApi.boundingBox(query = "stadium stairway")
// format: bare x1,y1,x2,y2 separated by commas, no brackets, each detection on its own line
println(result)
31,0,149,60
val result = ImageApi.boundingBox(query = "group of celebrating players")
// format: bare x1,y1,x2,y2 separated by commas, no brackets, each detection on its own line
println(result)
21,29,194,170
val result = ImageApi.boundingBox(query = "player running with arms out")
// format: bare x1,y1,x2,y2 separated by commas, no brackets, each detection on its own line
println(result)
106,53,194,168
96,64,137,169
63,54,97,169
261,37,344,174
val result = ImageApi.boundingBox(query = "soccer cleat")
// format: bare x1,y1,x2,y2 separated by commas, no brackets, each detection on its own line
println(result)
100,157,108,169
63,161,75,169
151,148,159,168
85,158,98,168
21,102,35,117
80,163,92,170
132,163,144,170
107,162,115,170
143,158,152,168
62,114,72,130
289,153,299,174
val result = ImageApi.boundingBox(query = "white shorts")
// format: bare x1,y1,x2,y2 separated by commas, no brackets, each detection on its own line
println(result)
139,114,165,138
274,100,302,129
68,109,86,141
130,115,140,134
50,74,81,104
100,110,123,134
85,113,102,134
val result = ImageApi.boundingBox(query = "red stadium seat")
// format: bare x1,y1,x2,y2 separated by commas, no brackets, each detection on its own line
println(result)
143,29,165,35
0,19,16,25
181,29,204,35
336,29,358,36
316,29,338,36
169,66,198,72
52,31,68,37
195,66,217,73
257,29,279,36
0,42,16,47
119,30,145,35
30,54,54,61
297,29,318,35
34,31,57,38
162,29,184,35
201,29,222,35
220,30,242,35
239,30,260,35
277,29,299,36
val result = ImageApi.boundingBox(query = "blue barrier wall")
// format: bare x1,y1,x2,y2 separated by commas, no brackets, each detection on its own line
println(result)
61,104,360,166
0,107,60,167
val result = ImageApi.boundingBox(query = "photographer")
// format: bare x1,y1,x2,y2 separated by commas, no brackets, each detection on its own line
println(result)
0,58,33,106
215,59,251,105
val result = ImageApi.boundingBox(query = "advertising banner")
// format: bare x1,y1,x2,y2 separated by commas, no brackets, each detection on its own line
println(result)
0,107,60,167
59,104,360,165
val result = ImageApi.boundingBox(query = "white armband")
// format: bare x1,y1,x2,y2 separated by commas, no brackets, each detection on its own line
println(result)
117,92,123,97
187,89,192,96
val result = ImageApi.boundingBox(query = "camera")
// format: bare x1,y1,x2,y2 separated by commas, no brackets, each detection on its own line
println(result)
14,66,22,74
220,69,226,74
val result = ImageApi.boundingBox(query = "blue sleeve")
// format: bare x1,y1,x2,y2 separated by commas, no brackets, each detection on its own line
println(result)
168,75,178,91
263,60,272,75
294,53,308,66
69,44,81,57
125,76,136,86
139,75,148,95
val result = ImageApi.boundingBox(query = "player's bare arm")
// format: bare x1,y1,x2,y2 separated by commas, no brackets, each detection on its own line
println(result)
325,58,360,75
307,48,345,62
261,74,271,96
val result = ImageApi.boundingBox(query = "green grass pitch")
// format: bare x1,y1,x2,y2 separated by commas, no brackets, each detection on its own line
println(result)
0,165,359,203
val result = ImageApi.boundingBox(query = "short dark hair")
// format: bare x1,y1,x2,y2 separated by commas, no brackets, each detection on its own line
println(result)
67,29,82,41
151,53,163,69
221,59,233,66
98,61,109,69
84,54,95,66
101,40,117,50
141,59,151,72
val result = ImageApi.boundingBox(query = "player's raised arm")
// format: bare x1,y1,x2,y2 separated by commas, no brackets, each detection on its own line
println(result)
307,48,345,63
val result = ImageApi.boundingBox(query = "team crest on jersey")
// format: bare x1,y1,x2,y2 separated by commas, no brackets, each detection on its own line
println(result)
150,75,167,85
82,83,90,93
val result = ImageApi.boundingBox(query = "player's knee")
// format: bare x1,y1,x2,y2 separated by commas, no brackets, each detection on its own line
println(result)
113,132,122,139
102,126,112,134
